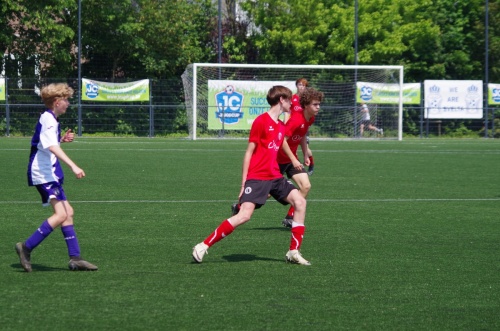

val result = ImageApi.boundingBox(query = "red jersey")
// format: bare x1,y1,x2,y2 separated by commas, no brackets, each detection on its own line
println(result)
247,112,285,180
277,111,315,164
290,93,303,114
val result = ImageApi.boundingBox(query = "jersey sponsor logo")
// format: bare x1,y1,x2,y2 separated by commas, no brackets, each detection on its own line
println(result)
215,85,244,125
291,134,302,142
268,140,280,151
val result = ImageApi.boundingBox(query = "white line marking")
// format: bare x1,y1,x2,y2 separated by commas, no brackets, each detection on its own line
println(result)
1,198,499,204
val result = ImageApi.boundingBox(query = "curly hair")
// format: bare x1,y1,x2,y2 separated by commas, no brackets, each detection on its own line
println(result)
41,83,74,108
299,87,324,108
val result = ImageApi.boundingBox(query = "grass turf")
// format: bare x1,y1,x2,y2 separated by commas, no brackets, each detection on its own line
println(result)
0,138,499,330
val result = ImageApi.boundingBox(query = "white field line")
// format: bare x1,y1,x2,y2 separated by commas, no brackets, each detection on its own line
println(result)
1,198,499,204
2,148,500,155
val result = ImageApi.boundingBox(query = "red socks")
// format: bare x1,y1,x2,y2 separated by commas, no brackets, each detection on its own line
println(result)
309,156,314,165
290,224,305,251
203,220,235,247
287,206,295,217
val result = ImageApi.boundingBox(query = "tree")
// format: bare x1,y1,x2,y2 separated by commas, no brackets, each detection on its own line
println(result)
80,0,217,80
0,0,77,78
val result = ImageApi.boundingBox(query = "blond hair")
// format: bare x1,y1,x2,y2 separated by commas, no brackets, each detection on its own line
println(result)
41,83,74,108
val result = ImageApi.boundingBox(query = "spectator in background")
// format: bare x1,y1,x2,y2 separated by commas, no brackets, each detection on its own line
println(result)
359,103,383,136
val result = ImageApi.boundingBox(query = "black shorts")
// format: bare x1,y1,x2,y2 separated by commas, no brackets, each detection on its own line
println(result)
240,177,297,209
279,163,307,179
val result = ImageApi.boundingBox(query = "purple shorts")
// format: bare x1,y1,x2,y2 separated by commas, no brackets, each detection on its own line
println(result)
240,177,297,209
35,182,67,206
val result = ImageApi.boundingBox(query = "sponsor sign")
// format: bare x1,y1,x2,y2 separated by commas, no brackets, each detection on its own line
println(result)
208,80,295,130
356,82,421,105
0,78,5,101
424,80,483,119
488,83,500,105
82,78,149,102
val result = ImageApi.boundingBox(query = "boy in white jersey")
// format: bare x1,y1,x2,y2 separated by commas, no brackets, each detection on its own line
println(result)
16,83,97,272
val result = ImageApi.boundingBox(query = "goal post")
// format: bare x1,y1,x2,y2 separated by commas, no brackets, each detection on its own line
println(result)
182,63,404,140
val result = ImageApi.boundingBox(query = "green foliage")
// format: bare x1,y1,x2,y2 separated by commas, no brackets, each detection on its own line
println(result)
1,0,77,77
0,0,499,83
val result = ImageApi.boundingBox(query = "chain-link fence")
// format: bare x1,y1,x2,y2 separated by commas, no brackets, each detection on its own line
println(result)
1,77,499,138
0,77,188,137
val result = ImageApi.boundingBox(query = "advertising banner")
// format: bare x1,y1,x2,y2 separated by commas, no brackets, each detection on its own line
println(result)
208,80,296,130
488,83,500,105
424,80,483,119
0,78,5,101
356,82,421,105
81,78,149,102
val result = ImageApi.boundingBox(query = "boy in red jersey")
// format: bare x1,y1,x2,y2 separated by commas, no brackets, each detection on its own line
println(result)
193,86,311,265
278,87,324,228
286,78,315,175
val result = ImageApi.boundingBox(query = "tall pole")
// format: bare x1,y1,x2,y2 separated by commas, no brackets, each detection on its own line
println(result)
218,0,224,137
354,0,358,66
354,0,359,137
218,0,222,65
485,0,489,138
77,0,82,137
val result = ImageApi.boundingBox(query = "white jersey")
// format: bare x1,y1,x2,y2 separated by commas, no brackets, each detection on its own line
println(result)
27,110,64,186
361,104,371,121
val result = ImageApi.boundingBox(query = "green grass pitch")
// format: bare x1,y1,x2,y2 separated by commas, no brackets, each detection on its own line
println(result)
0,137,499,330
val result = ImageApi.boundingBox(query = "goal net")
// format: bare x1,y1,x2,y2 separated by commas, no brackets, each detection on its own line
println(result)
182,64,404,140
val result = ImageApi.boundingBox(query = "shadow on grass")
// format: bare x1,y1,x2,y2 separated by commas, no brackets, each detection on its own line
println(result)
11,263,67,272
221,254,282,263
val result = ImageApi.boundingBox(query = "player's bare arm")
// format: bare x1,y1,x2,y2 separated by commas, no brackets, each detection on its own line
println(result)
48,145,85,179
281,138,303,170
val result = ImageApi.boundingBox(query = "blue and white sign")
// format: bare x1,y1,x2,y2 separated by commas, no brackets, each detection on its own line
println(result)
424,80,483,119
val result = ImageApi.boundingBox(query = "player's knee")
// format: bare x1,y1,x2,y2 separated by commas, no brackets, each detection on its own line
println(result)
52,211,69,224
301,182,311,194
293,196,307,211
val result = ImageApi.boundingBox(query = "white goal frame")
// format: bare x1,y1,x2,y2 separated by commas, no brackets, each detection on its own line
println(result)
183,63,404,140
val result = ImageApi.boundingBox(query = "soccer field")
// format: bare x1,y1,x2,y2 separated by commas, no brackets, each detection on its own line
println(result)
1,138,499,330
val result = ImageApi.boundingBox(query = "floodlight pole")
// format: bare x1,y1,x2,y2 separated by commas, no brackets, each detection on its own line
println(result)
218,0,225,137
354,0,359,137
484,0,489,138
77,0,82,137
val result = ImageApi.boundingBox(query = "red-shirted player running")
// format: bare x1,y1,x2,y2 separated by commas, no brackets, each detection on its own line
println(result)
192,85,311,265
286,78,316,175
278,87,324,228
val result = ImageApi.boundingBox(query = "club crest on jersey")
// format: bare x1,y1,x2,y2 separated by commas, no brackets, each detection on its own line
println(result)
215,85,244,125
